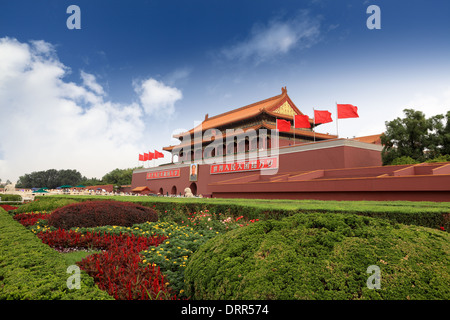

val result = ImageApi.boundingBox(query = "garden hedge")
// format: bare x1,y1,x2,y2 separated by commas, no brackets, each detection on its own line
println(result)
0,208,113,300
14,197,79,213
38,195,450,231
184,212,450,300
0,194,22,202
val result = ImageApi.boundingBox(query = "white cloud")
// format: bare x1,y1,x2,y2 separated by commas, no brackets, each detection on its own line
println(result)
0,37,182,183
80,70,105,96
221,11,321,64
134,78,183,118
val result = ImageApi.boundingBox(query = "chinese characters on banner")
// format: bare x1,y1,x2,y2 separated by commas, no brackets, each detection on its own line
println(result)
210,157,278,174
146,169,180,180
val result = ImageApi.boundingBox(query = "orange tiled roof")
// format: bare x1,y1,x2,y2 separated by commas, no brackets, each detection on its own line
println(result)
352,134,382,145
132,186,152,192
174,87,308,138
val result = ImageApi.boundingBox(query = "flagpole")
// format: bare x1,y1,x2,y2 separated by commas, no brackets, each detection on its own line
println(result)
313,108,316,142
335,101,339,138
293,116,296,146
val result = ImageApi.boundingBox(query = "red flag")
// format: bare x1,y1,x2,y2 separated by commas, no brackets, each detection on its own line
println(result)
337,104,359,119
148,152,155,160
276,119,291,132
143,153,149,161
155,150,164,159
294,114,311,128
314,110,333,124
139,154,144,161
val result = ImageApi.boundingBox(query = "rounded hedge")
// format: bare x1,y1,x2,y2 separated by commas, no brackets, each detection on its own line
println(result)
184,213,450,300
48,200,158,229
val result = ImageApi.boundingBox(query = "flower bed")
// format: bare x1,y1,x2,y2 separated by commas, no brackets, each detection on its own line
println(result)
0,204,19,211
78,242,173,300
33,228,175,299
13,212,50,227
48,200,158,229
12,202,261,299
0,208,112,300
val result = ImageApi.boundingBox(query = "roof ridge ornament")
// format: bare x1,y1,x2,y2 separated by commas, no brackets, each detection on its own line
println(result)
281,86,287,94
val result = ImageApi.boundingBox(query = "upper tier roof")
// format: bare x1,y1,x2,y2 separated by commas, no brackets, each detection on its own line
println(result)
173,87,312,138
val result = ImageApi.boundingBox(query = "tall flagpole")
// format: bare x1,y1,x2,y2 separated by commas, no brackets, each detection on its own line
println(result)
293,115,296,146
335,101,339,138
313,108,316,142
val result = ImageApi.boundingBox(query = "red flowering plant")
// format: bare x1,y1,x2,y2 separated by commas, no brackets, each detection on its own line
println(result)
0,204,18,211
13,212,50,227
36,228,176,299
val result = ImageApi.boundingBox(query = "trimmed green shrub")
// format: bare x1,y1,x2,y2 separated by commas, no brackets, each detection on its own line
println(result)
48,200,158,229
0,208,112,300
0,194,22,201
40,195,450,231
184,213,450,300
14,197,79,213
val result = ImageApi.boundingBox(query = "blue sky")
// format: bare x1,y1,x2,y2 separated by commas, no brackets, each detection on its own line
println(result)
1,0,450,182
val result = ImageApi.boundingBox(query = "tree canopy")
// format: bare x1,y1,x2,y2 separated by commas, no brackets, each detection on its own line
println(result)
16,169,83,189
15,167,140,189
101,168,135,186
381,109,450,165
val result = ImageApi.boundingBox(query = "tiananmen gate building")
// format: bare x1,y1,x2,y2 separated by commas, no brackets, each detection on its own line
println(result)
131,87,450,201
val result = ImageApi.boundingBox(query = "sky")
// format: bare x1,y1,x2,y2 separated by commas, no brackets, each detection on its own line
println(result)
1,0,450,183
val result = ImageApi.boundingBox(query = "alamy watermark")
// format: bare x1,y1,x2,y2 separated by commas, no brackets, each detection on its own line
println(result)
366,265,381,289
66,5,81,30
67,265,81,290
367,5,381,30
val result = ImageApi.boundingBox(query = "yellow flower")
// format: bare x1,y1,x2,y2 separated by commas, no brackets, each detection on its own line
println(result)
180,290,184,294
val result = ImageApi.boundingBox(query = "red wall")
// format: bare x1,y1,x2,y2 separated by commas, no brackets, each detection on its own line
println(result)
131,141,382,197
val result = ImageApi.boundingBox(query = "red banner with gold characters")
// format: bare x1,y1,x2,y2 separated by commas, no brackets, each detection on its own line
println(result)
210,157,278,174
146,169,180,179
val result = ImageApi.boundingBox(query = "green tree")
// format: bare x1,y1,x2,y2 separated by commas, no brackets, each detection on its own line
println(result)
435,111,450,155
16,169,83,189
101,168,134,187
380,109,450,165
79,176,103,186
